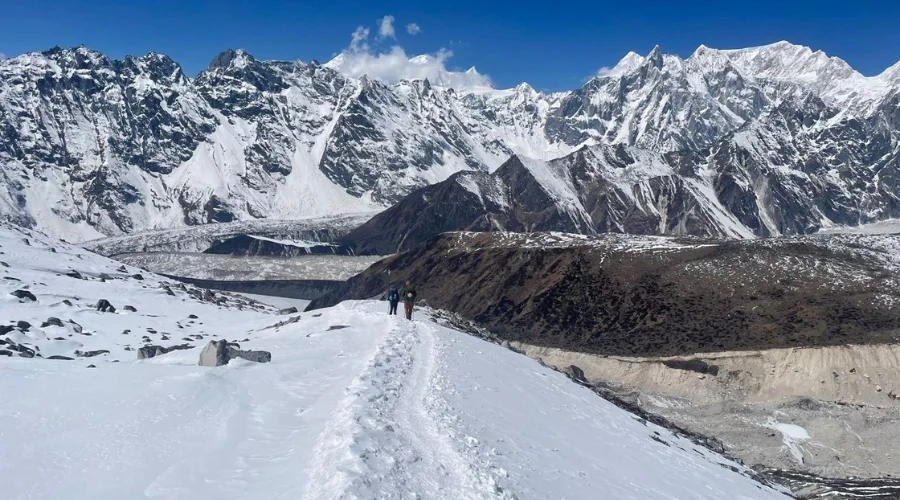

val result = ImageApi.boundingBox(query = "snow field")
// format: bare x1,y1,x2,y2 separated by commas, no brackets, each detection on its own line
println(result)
0,223,790,499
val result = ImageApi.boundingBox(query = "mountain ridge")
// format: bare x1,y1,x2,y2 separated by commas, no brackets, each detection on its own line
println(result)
1,42,898,242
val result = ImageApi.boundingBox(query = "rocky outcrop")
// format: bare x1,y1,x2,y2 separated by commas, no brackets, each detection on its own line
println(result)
95,299,116,313
10,290,36,302
198,339,271,366
137,344,194,360
41,317,64,328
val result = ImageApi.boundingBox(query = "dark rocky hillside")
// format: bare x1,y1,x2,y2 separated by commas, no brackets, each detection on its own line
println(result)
311,231,900,357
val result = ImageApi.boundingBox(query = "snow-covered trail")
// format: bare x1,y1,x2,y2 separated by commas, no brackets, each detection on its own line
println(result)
1,220,788,500
1,300,790,500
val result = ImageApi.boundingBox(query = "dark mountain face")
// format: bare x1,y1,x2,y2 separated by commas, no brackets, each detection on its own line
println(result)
311,231,900,357
341,107,900,255
1,43,898,242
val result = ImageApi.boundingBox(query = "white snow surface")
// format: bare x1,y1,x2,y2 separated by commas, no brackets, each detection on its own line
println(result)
0,223,789,499
764,419,812,464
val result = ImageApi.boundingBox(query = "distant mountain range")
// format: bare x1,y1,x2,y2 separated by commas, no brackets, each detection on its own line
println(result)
1,42,898,242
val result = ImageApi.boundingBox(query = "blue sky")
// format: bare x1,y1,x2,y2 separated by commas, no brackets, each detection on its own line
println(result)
2,0,899,91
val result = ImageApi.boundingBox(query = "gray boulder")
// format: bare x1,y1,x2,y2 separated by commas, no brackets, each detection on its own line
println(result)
41,317,64,328
75,350,110,358
199,340,271,367
137,344,194,360
96,299,116,313
278,307,298,315
11,290,37,302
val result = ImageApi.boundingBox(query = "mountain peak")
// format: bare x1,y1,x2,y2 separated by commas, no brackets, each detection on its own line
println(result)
599,51,643,78
208,49,256,70
879,60,900,82
645,45,664,69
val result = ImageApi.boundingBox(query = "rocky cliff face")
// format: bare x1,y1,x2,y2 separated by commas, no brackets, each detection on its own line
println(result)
1,42,898,242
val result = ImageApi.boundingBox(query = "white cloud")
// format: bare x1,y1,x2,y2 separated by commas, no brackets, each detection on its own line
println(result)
378,15,396,39
596,66,613,77
327,19,491,90
326,43,491,91
350,26,370,52
406,23,422,35
0,53,6,61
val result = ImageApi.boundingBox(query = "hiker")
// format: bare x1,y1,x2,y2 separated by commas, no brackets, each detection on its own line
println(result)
387,284,400,315
402,280,417,320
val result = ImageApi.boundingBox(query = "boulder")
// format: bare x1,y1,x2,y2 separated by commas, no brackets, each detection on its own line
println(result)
117,265,128,273
16,321,31,331
199,340,271,367
99,273,113,281
278,307,299,315
137,344,194,360
75,350,110,358
188,314,199,319
131,274,144,281
41,317,64,328
11,290,37,302
162,286,176,296
47,355,74,361
61,299,73,306
124,305,137,312
68,320,83,334
65,270,84,280
563,365,589,385
96,299,116,313
0,261,8,267
9,343,35,358
0,325,14,335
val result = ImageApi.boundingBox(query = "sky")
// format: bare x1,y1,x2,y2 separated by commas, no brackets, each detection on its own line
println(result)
1,0,899,91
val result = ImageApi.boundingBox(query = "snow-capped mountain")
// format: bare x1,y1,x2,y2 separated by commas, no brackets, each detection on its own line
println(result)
1,42,898,242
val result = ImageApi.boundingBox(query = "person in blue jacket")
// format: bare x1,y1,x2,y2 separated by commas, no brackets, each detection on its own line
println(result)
386,284,400,315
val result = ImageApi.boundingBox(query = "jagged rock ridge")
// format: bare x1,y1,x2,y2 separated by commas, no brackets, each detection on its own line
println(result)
1,42,898,242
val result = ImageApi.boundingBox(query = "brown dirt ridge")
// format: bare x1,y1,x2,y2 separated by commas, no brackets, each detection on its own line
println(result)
309,231,900,357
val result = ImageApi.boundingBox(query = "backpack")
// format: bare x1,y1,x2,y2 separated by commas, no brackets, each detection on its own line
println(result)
388,288,399,302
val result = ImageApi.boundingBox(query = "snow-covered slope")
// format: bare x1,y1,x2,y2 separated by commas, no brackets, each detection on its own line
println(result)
0,222,789,499
1,42,899,242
